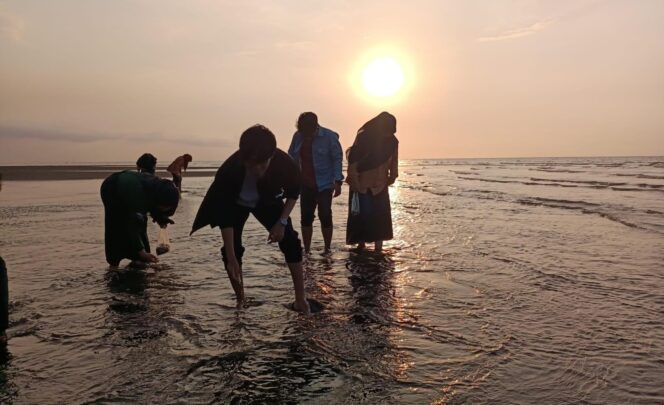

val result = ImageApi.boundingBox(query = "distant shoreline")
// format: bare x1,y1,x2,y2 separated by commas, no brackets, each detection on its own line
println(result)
0,166,219,181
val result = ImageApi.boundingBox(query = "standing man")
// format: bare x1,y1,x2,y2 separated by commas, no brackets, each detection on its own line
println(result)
288,112,344,253
167,154,193,193
191,125,310,314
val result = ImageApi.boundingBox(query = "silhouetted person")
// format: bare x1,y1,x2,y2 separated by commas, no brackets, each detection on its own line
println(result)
136,153,157,175
167,154,193,193
0,257,7,345
100,171,179,268
346,112,399,252
191,125,310,314
288,112,344,253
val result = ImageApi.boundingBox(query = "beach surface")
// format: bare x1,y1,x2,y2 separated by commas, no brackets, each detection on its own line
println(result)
0,157,663,403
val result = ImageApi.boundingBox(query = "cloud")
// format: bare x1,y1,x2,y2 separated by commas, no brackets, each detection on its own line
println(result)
0,7,24,42
0,125,229,147
477,18,555,42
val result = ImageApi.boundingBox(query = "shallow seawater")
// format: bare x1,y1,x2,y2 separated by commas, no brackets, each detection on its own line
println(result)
0,157,663,404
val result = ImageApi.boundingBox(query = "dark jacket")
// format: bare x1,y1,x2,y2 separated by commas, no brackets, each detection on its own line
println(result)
191,149,301,234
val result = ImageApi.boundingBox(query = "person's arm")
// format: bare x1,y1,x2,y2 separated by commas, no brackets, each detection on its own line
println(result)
388,147,399,185
346,161,360,192
221,227,244,304
287,133,300,165
331,133,344,197
268,198,297,243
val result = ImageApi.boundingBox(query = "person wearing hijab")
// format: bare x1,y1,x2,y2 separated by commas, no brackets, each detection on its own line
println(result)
136,153,157,175
345,112,399,252
167,154,193,193
100,170,179,268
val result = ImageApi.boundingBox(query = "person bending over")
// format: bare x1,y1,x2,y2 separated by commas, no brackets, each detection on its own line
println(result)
191,125,309,314
167,154,193,193
100,171,179,268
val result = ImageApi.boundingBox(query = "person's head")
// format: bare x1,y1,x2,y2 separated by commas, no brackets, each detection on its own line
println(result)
239,125,277,178
183,154,193,162
374,111,397,135
297,112,319,137
136,153,157,174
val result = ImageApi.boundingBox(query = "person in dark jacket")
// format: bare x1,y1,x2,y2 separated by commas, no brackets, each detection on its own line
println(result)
100,171,179,268
191,125,309,314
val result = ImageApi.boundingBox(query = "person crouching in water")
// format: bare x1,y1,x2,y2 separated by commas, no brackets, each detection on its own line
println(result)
346,112,399,253
191,125,310,314
100,171,179,268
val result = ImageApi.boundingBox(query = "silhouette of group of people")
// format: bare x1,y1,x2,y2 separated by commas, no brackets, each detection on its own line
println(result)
100,112,399,314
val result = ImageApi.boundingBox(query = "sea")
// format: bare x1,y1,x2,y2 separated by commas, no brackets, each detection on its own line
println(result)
0,156,662,404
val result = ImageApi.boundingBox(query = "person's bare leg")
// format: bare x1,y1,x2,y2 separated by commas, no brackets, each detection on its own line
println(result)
374,240,383,252
225,263,245,307
322,226,333,253
301,226,313,254
287,262,310,314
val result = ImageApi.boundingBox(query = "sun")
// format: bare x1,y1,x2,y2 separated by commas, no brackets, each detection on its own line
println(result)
362,57,404,98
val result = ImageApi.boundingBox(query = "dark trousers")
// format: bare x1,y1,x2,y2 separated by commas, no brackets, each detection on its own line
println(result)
172,174,182,192
100,175,149,266
221,202,303,266
300,187,333,227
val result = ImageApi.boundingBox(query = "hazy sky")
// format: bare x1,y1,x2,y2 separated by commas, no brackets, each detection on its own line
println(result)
1,0,663,163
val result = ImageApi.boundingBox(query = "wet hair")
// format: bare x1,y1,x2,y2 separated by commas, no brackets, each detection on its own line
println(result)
297,112,318,134
239,125,277,163
183,154,193,162
136,153,157,174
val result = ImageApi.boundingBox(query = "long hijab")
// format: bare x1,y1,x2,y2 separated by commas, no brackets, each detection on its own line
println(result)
347,112,398,172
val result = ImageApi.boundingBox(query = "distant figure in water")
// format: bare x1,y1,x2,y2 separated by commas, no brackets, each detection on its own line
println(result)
0,256,8,345
346,112,399,252
288,112,344,253
100,171,179,268
136,153,157,175
191,125,310,314
167,154,193,193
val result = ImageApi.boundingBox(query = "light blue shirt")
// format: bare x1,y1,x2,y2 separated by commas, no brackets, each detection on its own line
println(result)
288,126,344,192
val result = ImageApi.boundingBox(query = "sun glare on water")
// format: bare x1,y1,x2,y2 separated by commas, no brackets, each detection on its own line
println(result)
362,57,405,98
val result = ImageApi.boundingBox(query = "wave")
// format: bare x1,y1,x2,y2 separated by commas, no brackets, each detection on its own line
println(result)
516,197,663,233
529,178,627,187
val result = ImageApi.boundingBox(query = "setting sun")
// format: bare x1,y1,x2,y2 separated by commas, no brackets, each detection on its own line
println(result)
362,57,404,97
